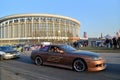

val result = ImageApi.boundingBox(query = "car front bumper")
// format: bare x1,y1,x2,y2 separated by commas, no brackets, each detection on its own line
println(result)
3,53,20,59
86,59,107,71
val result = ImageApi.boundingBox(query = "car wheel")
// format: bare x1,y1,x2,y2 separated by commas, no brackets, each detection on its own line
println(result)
0,55,3,61
73,59,87,72
34,56,43,66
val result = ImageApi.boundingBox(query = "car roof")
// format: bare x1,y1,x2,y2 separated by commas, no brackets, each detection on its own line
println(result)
49,44,66,46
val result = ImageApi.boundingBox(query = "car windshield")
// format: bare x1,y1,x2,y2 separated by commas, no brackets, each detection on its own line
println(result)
61,45,76,51
0,46,14,51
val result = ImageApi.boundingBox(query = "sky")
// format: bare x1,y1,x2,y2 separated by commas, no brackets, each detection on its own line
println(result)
0,0,120,38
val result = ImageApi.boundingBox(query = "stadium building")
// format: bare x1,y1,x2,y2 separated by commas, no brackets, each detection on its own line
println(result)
0,14,80,45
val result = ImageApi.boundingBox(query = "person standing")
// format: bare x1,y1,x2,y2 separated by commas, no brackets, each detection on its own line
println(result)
112,37,117,49
105,38,110,48
109,39,113,48
117,37,120,49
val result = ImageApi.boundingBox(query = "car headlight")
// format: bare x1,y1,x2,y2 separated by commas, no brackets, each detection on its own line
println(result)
91,57,102,61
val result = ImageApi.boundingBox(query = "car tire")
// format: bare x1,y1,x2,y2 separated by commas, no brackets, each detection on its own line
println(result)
0,55,3,61
72,59,87,72
34,56,43,66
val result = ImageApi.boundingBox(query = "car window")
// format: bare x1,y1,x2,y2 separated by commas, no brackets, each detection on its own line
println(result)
40,46,49,52
49,46,59,53
49,46,63,54
61,45,76,51
49,46,55,52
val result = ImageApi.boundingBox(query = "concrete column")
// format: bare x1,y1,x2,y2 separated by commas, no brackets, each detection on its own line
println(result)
25,18,27,37
53,18,55,37
46,17,48,37
12,19,14,38
32,17,34,38
65,20,67,37
0,24,2,38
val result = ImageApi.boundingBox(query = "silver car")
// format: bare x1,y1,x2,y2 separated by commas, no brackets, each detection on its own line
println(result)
0,46,20,60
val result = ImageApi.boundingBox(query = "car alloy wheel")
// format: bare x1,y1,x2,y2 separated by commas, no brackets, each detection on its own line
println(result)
35,56,43,65
73,59,86,72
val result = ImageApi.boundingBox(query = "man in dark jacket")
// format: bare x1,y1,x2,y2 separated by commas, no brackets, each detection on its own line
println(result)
112,37,117,49
117,37,120,49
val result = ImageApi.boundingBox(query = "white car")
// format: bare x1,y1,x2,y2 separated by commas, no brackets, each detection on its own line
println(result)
0,46,21,60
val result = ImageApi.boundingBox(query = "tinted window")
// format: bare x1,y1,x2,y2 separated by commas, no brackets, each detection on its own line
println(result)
61,45,76,51
40,46,49,52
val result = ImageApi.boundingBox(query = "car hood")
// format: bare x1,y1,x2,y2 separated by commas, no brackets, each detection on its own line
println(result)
0,51,5,54
2,50,17,53
70,50,100,57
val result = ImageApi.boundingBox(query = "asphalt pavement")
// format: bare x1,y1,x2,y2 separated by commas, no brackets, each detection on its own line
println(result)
0,51,120,80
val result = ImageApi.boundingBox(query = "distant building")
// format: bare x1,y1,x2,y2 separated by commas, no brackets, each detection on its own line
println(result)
0,13,80,45
83,32,87,38
88,38,104,47
80,32,88,40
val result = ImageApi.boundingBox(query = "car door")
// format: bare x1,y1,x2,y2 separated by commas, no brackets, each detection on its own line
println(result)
46,46,64,64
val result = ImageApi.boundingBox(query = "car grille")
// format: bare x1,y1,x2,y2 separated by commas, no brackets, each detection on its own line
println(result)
96,63,105,67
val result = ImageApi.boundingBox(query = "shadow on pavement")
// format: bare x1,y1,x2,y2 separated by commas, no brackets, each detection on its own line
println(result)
104,63,120,74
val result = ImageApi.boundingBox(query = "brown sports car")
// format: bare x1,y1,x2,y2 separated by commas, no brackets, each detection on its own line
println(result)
31,44,106,72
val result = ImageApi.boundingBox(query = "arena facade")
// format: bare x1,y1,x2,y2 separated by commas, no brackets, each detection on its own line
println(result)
0,14,80,45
